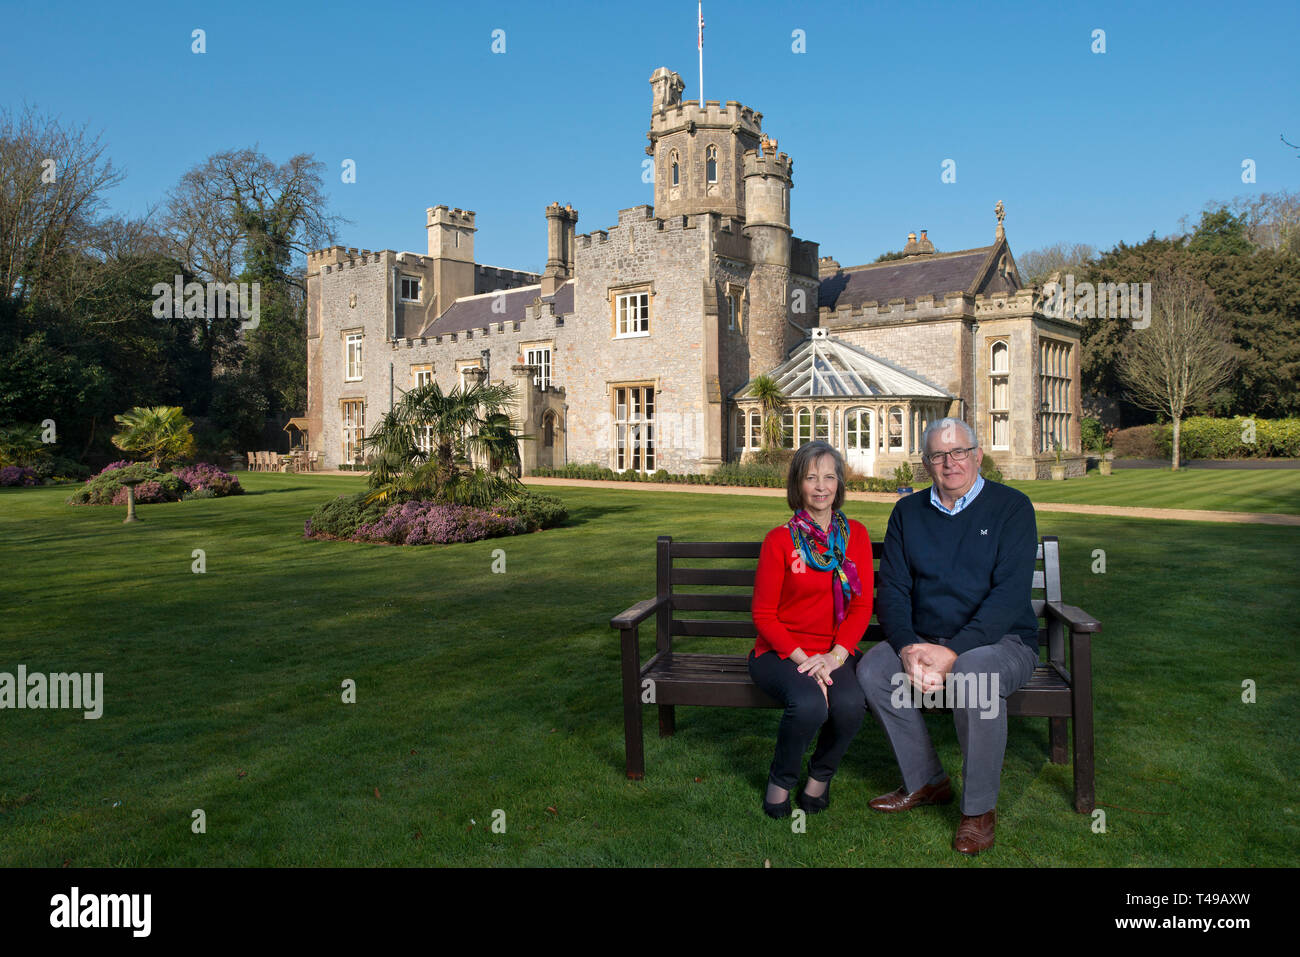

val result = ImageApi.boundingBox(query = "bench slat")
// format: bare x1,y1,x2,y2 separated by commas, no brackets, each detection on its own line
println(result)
671,568,756,587
673,593,753,612
672,619,757,638
670,542,763,558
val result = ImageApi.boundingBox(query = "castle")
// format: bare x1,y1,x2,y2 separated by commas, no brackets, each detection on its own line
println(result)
304,67,1084,480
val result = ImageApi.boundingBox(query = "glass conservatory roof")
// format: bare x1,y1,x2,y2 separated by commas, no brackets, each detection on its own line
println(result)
735,329,951,400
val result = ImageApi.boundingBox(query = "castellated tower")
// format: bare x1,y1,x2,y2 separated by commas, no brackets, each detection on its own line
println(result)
743,146,794,380
647,67,765,220
426,206,476,314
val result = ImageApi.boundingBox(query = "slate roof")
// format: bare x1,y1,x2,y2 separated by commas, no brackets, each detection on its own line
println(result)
818,246,1010,310
416,279,574,337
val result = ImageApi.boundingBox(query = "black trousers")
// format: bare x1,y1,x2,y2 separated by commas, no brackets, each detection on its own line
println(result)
748,649,867,791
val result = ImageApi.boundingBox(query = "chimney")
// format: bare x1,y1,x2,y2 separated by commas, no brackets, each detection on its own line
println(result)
902,231,919,256
916,229,935,254
542,202,579,297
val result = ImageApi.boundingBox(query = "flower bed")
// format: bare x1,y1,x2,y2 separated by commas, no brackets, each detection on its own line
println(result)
304,491,567,545
1,465,37,487
66,461,242,505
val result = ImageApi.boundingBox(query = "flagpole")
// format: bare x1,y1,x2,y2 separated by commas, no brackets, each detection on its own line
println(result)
698,2,704,106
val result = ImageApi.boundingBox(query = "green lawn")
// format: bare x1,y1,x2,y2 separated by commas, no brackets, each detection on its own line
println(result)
1004,467,1300,515
876,466,1300,515
1,474,1296,866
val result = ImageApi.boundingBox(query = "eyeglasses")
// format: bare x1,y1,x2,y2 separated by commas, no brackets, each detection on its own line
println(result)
924,446,977,465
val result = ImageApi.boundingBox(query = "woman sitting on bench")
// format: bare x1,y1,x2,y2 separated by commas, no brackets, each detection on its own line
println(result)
749,440,874,818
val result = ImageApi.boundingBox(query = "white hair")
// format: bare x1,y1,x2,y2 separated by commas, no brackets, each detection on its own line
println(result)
921,417,978,451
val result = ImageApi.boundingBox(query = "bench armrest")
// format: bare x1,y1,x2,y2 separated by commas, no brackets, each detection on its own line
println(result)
610,595,667,631
1045,601,1101,634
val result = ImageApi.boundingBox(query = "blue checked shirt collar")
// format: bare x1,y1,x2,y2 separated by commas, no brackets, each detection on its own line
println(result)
929,473,984,516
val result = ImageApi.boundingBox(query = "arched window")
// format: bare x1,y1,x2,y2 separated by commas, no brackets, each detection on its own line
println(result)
990,341,1009,450
782,409,794,449
749,409,761,449
814,407,829,442
888,406,904,451
706,145,718,184
732,408,745,453
543,413,555,448
797,406,812,446
670,149,680,187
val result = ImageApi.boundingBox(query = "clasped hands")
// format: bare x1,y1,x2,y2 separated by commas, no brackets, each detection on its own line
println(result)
795,650,845,703
900,642,958,693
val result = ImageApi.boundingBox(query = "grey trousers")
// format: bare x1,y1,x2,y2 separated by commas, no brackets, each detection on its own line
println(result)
857,634,1039,815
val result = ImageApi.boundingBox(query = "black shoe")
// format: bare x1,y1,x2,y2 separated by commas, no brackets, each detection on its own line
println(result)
797,780,831,814
762,779,792,818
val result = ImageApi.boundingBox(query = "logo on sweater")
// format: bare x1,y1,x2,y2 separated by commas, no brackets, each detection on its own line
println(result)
980,529,988,535
889,670,1001,719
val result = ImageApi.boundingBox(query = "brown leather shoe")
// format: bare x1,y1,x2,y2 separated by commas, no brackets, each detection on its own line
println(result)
953,810,996,855
869,777,953,812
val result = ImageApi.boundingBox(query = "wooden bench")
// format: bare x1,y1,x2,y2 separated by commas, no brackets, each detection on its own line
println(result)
610,534,1101,812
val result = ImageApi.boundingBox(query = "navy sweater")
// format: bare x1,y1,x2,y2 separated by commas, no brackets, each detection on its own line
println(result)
876,480,1039,656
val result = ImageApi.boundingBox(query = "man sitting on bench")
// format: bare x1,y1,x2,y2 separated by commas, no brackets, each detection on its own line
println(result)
856,418,1040,855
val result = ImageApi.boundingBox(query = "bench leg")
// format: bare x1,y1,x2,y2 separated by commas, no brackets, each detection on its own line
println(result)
1071,633,1096,813
1072,709,1095,813
620,629,645,780
1049,717,1068,764
658,704,676,737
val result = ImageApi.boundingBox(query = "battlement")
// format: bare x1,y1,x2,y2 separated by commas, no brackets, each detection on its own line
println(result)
648,99,763,137
309,246,390,273
576,208,747,248
617,205,656,224
742,149,793,181
426,205,477,229
975,288,1053,318
820,291,973,326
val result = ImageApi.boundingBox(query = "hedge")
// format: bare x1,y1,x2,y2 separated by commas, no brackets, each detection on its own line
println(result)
1112,417,1300,459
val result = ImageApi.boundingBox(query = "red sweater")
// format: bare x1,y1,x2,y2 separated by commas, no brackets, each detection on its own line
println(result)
751,518,874,659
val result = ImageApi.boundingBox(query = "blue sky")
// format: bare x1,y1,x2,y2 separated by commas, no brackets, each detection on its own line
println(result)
4,0,1298,273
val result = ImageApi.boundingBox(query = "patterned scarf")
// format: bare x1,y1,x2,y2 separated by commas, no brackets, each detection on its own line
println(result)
787,508,863,627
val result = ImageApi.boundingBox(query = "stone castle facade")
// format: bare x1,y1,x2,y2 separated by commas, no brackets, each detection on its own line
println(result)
304,67,1085,480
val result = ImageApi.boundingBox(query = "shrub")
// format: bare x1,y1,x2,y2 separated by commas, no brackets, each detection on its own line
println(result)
1080,418,1106,453
67,463,185,505
1111,425,1162,459
303,492,389,540
893,460,915,486
1,465,37,487
31,456,91,482
1156,416,1300,460
709,460,787,488
494,492,568,532
184,486,218,500
172,462,243,497
748,447,795,469
979,452,1004,483
353,501,526,545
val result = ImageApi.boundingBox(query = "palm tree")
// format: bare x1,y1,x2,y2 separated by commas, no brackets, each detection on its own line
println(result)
749,375,786,451
111,406,196,469
361,380,530,506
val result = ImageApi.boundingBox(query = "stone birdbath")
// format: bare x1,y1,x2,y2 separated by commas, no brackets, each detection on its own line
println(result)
119,475,145,523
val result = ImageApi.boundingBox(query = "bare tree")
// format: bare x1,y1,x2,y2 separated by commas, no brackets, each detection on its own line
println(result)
160,148,344,288
1119,269,1236,469
1017,242,1096,287
0,105,125,304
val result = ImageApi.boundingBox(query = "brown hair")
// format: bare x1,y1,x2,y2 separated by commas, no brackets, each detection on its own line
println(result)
786,441,846,513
